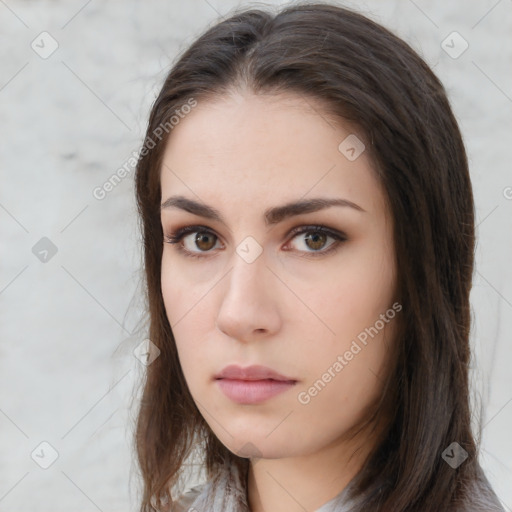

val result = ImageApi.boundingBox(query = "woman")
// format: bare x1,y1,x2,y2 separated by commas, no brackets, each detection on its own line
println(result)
133,3,505,511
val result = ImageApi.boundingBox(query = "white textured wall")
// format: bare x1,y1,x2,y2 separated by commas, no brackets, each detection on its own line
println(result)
1,1,511,510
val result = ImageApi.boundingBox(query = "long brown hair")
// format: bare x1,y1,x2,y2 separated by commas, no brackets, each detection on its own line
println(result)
133,3,482,510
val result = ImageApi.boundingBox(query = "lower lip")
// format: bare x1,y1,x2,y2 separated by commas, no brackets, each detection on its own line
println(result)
216,378,297,404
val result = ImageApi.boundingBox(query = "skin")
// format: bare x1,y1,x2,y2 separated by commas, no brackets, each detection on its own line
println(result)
160,91,398,512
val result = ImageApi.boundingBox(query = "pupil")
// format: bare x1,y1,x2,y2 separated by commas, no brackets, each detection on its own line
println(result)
306,232,326,250
196,232,214,250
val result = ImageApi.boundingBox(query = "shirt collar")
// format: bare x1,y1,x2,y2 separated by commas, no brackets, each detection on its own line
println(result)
187,459,360,512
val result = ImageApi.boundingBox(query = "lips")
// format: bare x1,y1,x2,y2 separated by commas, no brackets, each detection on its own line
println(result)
214,365,298,404
214,364,297,382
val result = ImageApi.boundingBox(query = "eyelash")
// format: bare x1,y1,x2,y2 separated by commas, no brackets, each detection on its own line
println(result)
163,224,347,259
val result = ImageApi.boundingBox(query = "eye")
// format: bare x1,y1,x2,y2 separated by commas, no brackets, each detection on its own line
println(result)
284,225,346,257
163,224,346,258
164,225,221,258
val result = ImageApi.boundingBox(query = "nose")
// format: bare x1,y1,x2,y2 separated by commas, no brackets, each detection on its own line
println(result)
215,250,282,342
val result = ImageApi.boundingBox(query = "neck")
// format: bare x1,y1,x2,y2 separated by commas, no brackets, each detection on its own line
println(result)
246,424,382,512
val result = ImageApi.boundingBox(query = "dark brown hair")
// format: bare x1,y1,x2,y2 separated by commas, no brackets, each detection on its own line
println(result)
133,3,484,510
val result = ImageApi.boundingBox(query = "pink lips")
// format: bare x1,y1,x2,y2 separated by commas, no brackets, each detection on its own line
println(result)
214,364,297,404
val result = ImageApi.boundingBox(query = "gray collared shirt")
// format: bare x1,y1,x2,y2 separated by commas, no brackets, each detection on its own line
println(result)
173,460,505,512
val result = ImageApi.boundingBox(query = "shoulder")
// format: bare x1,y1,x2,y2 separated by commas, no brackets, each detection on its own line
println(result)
171,483,208,512
455,466,505,512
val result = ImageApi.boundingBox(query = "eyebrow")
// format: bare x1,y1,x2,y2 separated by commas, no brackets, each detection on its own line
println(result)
160,195,365,227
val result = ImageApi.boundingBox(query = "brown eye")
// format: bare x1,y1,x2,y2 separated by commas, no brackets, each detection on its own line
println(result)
303,232,328,251
287,226,344,256
194,232,217,251
163,226,223,258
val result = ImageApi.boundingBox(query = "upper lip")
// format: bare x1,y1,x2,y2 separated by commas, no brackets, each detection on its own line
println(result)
214,364,297,382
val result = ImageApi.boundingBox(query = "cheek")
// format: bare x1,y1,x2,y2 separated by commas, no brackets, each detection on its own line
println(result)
161,265,180,327
331,240,395,320
161,257,227,390
293,242,396,412
161,252,212,327
294,319,396,440
165,311,213,401
298,258,395,349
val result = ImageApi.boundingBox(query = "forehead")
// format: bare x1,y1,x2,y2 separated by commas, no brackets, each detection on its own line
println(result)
160,91,385,217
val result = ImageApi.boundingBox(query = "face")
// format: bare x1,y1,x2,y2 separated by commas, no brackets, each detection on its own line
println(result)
159,91,398,461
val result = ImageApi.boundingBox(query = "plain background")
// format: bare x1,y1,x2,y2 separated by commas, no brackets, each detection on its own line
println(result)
1,0,511,510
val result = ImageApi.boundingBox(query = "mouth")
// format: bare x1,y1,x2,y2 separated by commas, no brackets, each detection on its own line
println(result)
213,364,298,404
214,364,297,382
215,378,297,404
